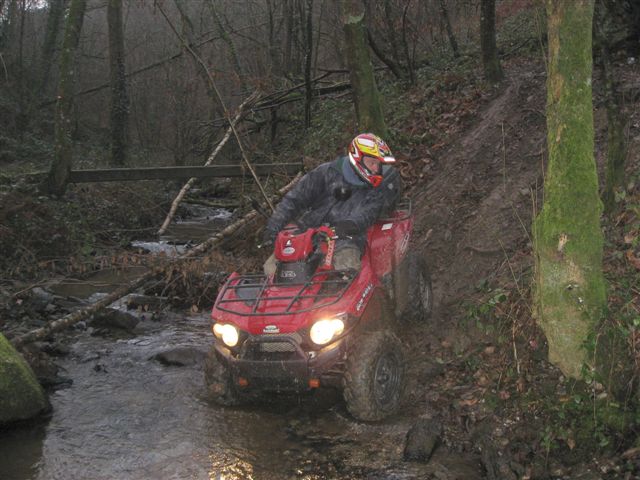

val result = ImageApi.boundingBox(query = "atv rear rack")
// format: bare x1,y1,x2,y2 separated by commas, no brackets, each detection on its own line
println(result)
215,270,357,316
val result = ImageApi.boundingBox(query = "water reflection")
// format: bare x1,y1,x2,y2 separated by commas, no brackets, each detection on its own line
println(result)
0,424,46,480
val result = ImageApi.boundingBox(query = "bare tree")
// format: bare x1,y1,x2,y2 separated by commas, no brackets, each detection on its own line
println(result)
480,0,503,83
595,0,629,212
208,0,247,91
108,0,128,166
44,0,87,195
303,0,313,128
363,0,416,83
342,0,387,137
439,0,459,58
39,0,66,92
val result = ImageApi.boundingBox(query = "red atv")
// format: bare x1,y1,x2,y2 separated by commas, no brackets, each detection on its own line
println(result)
205,200,432,421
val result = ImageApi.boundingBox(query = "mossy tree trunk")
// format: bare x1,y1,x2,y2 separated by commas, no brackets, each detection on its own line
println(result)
534,0,606,379
107,0,128,166
44,0,87,196
342,0,387,138
480,0,503,84
594,0,628,213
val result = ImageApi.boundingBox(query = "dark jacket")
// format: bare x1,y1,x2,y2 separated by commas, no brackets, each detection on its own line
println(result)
264,156,402,250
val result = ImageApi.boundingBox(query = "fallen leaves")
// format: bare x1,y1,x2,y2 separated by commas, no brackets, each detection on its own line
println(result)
498,390,511,400
626,249,640,270
624,232,637,245
483,345,496,355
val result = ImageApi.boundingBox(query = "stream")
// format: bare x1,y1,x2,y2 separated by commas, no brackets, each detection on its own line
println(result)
1,206,480,480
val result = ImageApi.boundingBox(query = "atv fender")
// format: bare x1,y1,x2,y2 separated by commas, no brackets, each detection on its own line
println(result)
392,252,433,322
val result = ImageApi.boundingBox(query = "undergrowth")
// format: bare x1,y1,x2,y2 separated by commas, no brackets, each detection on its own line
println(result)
459,169,640,467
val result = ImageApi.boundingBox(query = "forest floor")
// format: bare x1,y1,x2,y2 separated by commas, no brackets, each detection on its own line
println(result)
2,49,640,479
398,53,640,478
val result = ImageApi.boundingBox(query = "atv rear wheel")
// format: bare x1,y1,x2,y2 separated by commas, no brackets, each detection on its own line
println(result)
343,331,405,422
204,347,241,406
395,253,433,322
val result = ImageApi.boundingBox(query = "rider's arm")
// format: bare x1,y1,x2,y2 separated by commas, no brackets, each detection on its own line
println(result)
342,167,403,233
263,166,328,242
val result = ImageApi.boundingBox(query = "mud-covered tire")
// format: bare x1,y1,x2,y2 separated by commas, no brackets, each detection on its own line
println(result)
343,330,405,422
204,347,240,406
396,253,433,322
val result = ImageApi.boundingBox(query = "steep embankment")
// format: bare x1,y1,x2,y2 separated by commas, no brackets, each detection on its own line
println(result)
401,58,551,471
415,60,545,311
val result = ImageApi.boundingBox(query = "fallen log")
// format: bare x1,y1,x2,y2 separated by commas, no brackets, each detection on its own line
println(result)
157,91,258,236
182,198,240,209
11,173,302,348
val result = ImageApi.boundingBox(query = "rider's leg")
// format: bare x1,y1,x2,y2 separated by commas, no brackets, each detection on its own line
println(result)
333,242,361,271
263,254,277,276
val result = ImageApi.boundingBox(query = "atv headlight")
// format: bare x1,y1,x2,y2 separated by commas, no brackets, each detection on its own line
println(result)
213,323,239,348
310,318,345,346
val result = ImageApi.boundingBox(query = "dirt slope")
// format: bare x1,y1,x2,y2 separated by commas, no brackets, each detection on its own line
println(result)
399,59,551,474
414,60,546,312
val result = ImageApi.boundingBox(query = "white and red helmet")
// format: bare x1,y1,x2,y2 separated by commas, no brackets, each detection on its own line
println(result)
347,133,396,187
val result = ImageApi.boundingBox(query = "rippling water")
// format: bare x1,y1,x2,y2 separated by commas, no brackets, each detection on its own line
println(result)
1,207,481,480
1,311,480,480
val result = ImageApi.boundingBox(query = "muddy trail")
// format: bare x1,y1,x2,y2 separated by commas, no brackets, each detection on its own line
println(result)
402,59,549,472
1,61,552,480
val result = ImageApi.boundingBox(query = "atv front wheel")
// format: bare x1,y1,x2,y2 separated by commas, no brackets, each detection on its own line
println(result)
343,331,405,421
204,348,241,406
396,253,433,322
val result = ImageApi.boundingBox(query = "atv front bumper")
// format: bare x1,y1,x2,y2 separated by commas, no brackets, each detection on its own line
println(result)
214,335,347,392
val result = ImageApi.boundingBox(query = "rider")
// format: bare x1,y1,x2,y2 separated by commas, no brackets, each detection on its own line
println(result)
263,133,402,275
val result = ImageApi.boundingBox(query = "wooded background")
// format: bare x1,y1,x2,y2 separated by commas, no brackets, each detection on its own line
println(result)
2,0,640,430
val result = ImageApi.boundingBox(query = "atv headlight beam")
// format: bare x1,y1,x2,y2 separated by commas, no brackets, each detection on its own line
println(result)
310,318,345,346
213,323,239,347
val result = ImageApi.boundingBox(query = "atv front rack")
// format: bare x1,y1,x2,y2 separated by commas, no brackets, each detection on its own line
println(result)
214,270,357,316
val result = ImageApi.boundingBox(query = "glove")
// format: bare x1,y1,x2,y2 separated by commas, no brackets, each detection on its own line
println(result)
260,228,276,249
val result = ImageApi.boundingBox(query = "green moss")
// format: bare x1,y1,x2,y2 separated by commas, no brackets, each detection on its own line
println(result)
534,0,606,379
0,334,47,424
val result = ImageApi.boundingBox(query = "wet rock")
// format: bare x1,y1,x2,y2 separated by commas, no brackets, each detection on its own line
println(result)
125,294,167,311
53,297,83,310
0,333,48,425
404,418,442,462
91,308,139,332
151,347,207,367
74,321,88,331
29,287,55,312
22,346,61,388
40,341,71,357
44,303,57,314
80,352,102,363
